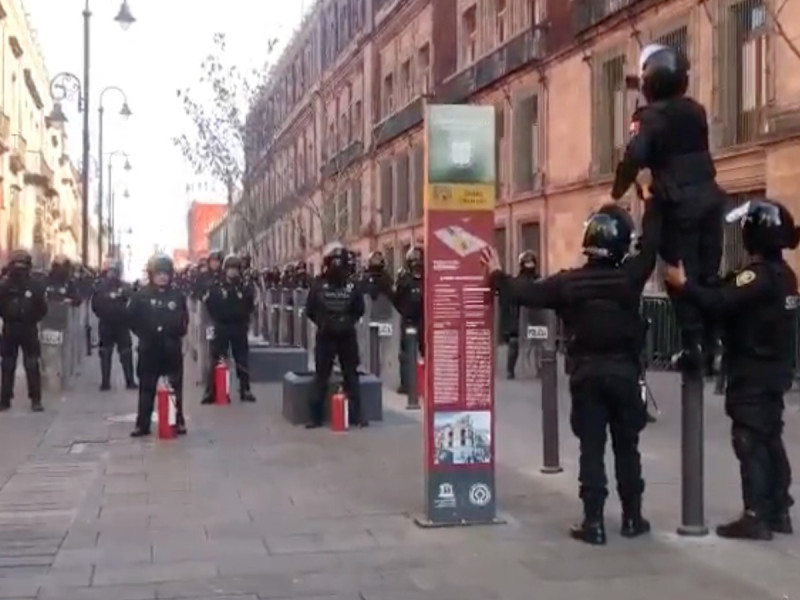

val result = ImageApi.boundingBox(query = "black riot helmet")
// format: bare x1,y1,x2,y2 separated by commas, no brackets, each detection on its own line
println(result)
582,204,634,264
147,254,174,286
367,250,386,271
518,250,538,274
322,242,348,278
238,250,252,270
405,246,423,276
727,199,800,258
295,260,307,274
8,248,32,274
639,44,690,103
222,254,242,278
207,250,224,270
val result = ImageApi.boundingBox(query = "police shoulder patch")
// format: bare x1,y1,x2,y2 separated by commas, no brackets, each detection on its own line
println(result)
735,270,756,287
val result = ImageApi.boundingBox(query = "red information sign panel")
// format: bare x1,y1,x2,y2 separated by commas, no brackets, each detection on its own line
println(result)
420,105,497,526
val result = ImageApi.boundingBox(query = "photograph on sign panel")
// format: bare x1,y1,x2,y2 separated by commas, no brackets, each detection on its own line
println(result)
433,411,492,465
427,105,495,184
433,225,488,258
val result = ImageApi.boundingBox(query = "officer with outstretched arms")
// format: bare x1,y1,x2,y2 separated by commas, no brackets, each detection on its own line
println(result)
392,246,424,394
0,249,48,412
483,200,661,545
665,199,798,540
500,250,540,379
202,255,256,404
611,43,725,374
305,242,367,429
128,255,189,437
91,259,136,390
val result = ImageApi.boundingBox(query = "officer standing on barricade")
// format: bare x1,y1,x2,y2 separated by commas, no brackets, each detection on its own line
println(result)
501,250,540,380
392,246,424,394
201,255,256,404
0,249,48,412
611,44,725,373
194,250,223,298
92,260,136,391
305,242,367,429
45,255,81,306
483,199,661,546
128,255,189,437
664,199,799,540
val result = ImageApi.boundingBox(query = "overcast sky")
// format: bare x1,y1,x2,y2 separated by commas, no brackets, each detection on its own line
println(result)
23,0,305,273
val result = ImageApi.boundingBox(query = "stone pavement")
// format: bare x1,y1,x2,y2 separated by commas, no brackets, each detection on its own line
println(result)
0,359,799,599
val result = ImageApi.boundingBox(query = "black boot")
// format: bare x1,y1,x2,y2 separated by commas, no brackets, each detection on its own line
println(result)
30,399,43,413
200,391,214,404
769,512,793,534
716,511,773,540
0,400,9,411
130,427,150,438
620,496,651,538
240,390,256,403
569,499,606,545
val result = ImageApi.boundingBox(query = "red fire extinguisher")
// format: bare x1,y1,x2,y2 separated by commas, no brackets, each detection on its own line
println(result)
330,386,348,432
156,379,176,440
214,359,230,405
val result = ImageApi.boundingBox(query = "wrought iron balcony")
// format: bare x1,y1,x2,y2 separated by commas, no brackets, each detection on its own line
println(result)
572,0,646,34
9,133,26,174
24,150,55,189
0,112,9,153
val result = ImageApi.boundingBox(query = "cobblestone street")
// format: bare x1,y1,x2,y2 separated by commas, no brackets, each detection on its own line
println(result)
0,362,798,599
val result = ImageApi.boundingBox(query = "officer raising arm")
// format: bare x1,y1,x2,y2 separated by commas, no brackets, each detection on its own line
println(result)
664,199,799,540
305,242,367,429
128,255,189,437
482,199,661,546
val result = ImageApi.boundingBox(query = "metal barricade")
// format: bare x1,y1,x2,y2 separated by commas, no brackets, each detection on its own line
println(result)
279,288,294,346
265,288,280,345
197,304,213,384
365,294,394,376
517,306,546,379
40,301,71,391
293,288,309,348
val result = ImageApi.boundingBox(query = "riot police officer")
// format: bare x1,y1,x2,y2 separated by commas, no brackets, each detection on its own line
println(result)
280,264,296,288
45,255,81,306
484,200,661,545
295,261,310,289
501,250,540,379
305,242,366,428
361,251,392,300
92,260,136,391
665,199,799,540
611,44,725,373
0,249,48,412
194,250,223,298
393,246,424,394
128,255,189,437
202,254,256,404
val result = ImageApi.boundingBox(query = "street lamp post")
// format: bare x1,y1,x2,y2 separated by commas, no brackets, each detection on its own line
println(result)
46,1,135,269
107,150,131,257
97,88,132,263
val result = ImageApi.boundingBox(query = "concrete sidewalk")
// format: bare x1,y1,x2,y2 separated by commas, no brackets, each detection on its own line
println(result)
0,360,798,599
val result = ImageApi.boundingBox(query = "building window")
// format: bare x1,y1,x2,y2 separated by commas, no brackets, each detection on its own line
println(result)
328,122,336,156
395,152,410,224
336,192,349,236
496,0,507,45
340,113,349,146
494,226,507,270
418,44,431,95
400,59,412,105
518,221,541,265
411,144,424,220
495,104,506,197
379,159,394,229
512,93,539,193
719,0,768,146
591,53,625,176
382,73,394,117
353,100,363,140
349,178,362,234
461,5,477,65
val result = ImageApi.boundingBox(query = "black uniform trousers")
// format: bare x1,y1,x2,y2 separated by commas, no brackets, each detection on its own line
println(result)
206,323,250,395
311,330,362,424
398,321,424,392
136,343,184,432
659,197,724,355
569,366,647,517
0,326,41,404
98,321,135,386
725,387,793,520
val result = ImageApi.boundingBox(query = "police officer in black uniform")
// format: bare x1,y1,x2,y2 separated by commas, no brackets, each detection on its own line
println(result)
128,255,189,437
484,201,661,545
305,242,366,428
45,255,81,306
501,250,540,379
393,246,424,394
295,260,310,289
665,199,798,540
92,260,136,390
0,249,48,412
611,44,724,373
194,250,223,298
202,255,256,404
361,251,392,300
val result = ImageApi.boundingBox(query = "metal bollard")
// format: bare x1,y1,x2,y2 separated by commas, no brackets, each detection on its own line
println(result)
677,371,709,536
540,310,562,474
369,323,381,376
405,326,420,410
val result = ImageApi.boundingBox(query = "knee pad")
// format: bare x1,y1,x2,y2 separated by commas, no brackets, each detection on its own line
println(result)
732,428,756,461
